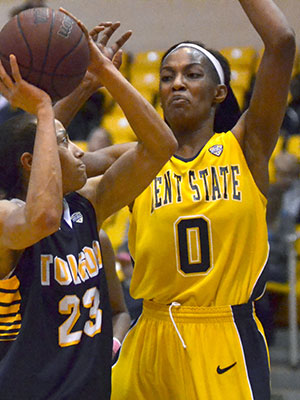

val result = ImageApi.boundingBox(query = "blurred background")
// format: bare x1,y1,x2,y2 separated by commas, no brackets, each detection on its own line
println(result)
0,1,300,399
0,0,299,53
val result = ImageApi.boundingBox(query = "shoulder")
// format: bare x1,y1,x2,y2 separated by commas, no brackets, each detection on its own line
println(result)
0,199,24,221
74,176,103,211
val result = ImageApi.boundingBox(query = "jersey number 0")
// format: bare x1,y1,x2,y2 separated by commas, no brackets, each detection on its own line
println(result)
174,216,213,275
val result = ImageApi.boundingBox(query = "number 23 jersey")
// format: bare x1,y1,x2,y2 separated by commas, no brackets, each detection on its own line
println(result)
128,131,269,306
0,192,112,400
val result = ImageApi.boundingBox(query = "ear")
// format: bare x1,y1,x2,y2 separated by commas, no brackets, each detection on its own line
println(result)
214,84,228,104
20,152,33,172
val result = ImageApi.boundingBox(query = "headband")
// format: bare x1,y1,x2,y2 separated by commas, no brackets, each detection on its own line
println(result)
168,43,225,85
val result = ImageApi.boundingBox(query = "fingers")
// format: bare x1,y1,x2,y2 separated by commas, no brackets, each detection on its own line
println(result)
112,49,123,70
92,22,132,60
0,59,13,99
59,7,89,39
0,57,14,88
98,22,121,47
89,22,113,36
112,30,132,53
89,24,111,42
9,55,22,83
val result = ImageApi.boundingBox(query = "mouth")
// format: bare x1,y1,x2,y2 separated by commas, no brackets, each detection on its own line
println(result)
78,163,86,172
170,95,189,105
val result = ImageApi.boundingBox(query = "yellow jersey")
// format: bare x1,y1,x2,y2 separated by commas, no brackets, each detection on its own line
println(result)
128,131,269,306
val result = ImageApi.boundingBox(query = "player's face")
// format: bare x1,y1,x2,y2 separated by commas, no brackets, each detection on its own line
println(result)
160,48,218,131
55,120,87,194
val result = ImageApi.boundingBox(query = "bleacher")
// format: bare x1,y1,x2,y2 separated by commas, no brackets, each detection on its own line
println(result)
75,46,297,146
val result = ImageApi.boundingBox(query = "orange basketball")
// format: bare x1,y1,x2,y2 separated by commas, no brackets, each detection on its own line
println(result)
0,7,90,101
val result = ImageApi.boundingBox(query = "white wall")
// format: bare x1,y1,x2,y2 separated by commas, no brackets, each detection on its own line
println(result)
0,0,299,55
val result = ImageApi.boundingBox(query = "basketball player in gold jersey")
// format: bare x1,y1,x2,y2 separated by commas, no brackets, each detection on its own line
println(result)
109,1,296,399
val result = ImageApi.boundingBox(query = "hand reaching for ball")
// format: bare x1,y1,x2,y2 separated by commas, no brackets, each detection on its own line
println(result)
59,8,132,89
89,21,132,71
0,55,51,115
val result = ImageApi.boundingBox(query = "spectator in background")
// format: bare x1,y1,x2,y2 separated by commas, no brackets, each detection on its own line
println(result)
256,150,300,345
288,73,300,134
88,125,113,152
67,91,107,142
276,73,300,136
266,151,300,283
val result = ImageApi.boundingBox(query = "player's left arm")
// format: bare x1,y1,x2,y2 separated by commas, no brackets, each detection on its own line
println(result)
54,21,132,128
99,229,130,359
81,142,136,178
232,0,296,196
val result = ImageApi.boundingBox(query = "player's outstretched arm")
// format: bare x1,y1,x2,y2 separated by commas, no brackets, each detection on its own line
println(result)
82,142,136,178
232,0,296,196
0,55,62,260
54,19,132,129
57,10,177,227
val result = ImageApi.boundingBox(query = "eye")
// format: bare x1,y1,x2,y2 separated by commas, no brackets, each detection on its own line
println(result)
186,72,202,79
59,135,69,146
160,74,173,83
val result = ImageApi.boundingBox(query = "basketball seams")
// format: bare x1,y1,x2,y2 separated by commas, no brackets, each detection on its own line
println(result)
0,8,90,100
0,48,87,77
16,14,33,80
37,8,54,88
51,31,88,99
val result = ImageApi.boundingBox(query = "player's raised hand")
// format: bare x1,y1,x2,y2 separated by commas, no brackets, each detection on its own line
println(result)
59,8,132,88
90,22,132,70
0,55,51,115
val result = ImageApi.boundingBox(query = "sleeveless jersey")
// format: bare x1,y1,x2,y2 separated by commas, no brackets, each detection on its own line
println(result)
0,192,112,400
128,131,269,306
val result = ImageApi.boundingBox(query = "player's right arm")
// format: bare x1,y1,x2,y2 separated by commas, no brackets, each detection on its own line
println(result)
62,9,177,226
54,20,133,178
0,56,62,277
54,21,131,129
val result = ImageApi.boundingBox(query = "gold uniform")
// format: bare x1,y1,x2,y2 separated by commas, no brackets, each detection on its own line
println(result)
112,131,271,400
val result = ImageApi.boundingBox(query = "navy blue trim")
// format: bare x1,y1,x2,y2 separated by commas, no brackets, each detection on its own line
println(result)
250,261,269,302
173,132,225,162
0,300,20,307
0,288,18,294
232,303,270,400
173,149,202,162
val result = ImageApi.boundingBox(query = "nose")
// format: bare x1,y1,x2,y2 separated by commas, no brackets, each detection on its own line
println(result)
172,73,186,91
71,141,84,158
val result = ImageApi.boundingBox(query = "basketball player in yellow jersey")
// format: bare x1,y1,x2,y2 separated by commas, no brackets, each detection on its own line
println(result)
128,130,269,307
110,0,296,399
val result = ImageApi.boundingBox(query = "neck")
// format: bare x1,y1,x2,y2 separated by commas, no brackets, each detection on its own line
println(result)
172,120,215,159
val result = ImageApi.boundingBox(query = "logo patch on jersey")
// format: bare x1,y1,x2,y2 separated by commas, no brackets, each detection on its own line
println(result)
216,362,237,374
209,144,223,157
71,212,83,223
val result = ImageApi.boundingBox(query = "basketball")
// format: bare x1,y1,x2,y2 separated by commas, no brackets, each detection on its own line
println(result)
0,7,90,101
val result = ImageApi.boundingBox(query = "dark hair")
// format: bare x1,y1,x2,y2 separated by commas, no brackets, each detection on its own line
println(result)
0,113,37,199
160,41,241,133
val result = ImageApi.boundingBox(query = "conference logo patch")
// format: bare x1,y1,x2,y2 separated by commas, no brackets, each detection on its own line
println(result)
209,144,223,157
71,212,83,224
